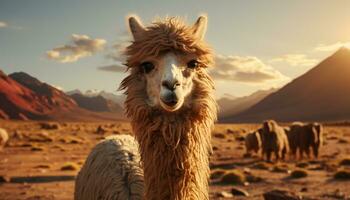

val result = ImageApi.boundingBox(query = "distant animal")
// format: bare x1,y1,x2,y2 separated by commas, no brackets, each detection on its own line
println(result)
0,128,9,151
245,130,262,156
289,122,323,159
287,122,304,159
75,14,217,200
260,120,289,162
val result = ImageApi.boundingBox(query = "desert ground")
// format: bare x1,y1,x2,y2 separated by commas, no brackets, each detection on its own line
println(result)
0,121,350,200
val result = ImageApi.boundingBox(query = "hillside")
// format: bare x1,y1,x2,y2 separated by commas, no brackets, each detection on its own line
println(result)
0,70,123,121
223,48,350,122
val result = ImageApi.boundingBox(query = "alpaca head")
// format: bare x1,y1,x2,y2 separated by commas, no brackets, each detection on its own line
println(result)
121,15,214,113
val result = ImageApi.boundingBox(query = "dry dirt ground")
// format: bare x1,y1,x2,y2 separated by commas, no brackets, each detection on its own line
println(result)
0,121,350,200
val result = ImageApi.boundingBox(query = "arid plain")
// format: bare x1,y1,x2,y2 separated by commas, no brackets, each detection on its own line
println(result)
1,121,350,200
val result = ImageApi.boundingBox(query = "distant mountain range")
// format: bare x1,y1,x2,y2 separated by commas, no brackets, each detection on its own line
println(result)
66,89,125,106
0,71,124,121
69,93,123,113
217,88,277,119
222,48,350,122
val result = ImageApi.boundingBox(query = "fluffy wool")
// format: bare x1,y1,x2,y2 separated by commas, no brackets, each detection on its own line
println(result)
245,130,262,155
0,128,8,151
261,120,289,162
74,134,144,200
288,122,323,159
120,17,217,200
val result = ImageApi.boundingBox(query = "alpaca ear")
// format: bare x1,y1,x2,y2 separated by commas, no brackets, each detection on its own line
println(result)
128,15,146,41
192,15,208,40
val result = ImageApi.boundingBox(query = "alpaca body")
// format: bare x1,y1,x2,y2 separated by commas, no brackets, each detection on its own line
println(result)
74,135,144,200
288,122,323,159
245,130,262,155
261,120,289,162
0,128,9,151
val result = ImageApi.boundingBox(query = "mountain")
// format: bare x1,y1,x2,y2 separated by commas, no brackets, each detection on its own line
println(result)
0,70,124,121
9,72,77,110
223,48,350,122
66,89,83,96
218,88,277,119
0,70,50,120
66,90,125,106
70,93,123,113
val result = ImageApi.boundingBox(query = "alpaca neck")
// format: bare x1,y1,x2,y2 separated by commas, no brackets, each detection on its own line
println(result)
132,112,213,200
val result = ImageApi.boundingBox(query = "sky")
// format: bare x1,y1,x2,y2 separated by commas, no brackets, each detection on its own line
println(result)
1,0,350,98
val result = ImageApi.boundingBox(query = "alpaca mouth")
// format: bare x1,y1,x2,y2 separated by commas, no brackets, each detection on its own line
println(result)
160,94,181,111
163,100,178,107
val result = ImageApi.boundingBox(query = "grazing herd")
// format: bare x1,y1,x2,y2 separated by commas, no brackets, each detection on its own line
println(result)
245,120,324,161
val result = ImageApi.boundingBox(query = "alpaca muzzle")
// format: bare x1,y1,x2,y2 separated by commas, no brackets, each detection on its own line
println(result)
161,92,178,107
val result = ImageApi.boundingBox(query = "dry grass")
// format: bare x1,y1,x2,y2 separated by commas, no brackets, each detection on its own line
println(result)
339,158,350,166
210,169,226,180
39,122,61,130
60,162,79,171
334,170,350,180
246,174,264,183
252,162,272,170
219,170,246,185
59,136,84,144
272,164,290,173
338,139,348,144
296,162,309,168
28,132,54,143
290,169,308,179
213,132,226,139
34,164,51,169
30,145,46,151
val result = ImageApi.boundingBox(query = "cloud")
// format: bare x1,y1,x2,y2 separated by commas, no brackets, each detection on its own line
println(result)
314,42,350,52
269,54,318,67
46,34,106,63
210,55,289,84
0,21,8,28
0,21,23,30
105,43,127,62
98,64,126,73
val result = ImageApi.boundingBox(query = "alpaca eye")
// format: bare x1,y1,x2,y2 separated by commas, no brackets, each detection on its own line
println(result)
187,59,199,69
140,62,155,73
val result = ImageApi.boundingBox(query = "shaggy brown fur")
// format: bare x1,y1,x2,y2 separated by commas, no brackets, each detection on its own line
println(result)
120,17,217,200
261,120,289,162
74,135,144,200
287,122,304,159
245,130,262,155
289,122,323,159
124,17,213,70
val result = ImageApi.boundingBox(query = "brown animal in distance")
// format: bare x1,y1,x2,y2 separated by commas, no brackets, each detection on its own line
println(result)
287,122,323,160
245,130,262,156
260,120,289,162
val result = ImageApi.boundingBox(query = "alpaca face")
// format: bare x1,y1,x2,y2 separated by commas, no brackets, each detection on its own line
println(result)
139,52,198,112
127,15,210,112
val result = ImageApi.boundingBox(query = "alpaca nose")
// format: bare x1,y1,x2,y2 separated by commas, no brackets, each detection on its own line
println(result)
161,92,178,107
162,80,180,91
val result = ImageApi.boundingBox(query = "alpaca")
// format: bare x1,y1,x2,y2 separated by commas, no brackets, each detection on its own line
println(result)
0,128,9,151
75,15,217,200
287,122,304,159
288,122,323,159
245,130,262,156
260,120,289,162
